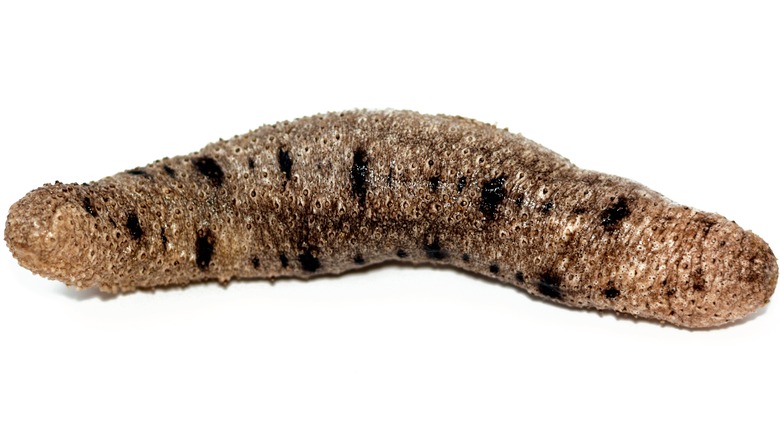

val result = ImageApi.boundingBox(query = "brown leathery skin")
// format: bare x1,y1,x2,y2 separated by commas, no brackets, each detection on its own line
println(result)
4,110,777,328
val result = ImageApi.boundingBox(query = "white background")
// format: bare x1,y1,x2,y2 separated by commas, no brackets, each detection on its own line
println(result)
1,1,778,437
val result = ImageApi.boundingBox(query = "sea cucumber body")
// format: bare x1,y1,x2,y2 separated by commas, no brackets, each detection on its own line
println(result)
5,110,777,328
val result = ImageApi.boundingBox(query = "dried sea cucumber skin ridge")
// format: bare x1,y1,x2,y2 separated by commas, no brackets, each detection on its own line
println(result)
4,110,778,328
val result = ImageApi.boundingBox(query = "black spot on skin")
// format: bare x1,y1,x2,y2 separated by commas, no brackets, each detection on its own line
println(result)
515,272,525,283
126,212,143,240
457,176,467,193
396,249,408,258
350,149,369,205
82,197,97,217
163,165,176,178
279,253,289,268
604,288,620,299
109,217,117,228
479,176,506,221
541,201,554,213
160,227,168,252
248,157,256,169
193,156,224,187
429,176,440,193
195,228,215,270
515,194,525,207
387,168,394,188
354,254,365,265
489,264,500,274
278,148,292,180
251,256,260,269
601,196,631,231
692,268,706,291
423,237,447,260
572,206,587,215
695,216,717,238
538,272,563,300
298,249,321,272
127,168,151,178
462,253,471,262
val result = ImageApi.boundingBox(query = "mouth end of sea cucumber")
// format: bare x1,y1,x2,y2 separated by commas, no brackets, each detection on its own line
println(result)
5,184,96,288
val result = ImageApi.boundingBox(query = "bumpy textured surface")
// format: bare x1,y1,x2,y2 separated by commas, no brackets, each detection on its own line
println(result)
5,110,778,328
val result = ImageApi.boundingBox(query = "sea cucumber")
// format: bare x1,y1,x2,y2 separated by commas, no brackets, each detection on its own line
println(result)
4,110,777,328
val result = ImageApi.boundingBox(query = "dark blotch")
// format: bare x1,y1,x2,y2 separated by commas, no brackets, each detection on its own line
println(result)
601,196,631,231
252,256,260,269
604,288,620,299
387,168,394,188
193,156,224,187
396,249,408,258
695,216,717,238
462,253,471,262
692,268,706,291
541,201,554,213
515,272,525,283
298,249,321,273
195,228,215,270
457,176,467,193
350,149,369,205
82,197,98,217
163,165,176,178
479,176,506,221
160,227,168,252
515,194,525,207
354,254,365,265
489,264,500,274
423,237,447,260
429,176,440,193
127,168,151,178
126,212,143,240
248,157,256,169
280,253,289,268
278,148,292,180
538,272,563,300
572,206,587,215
